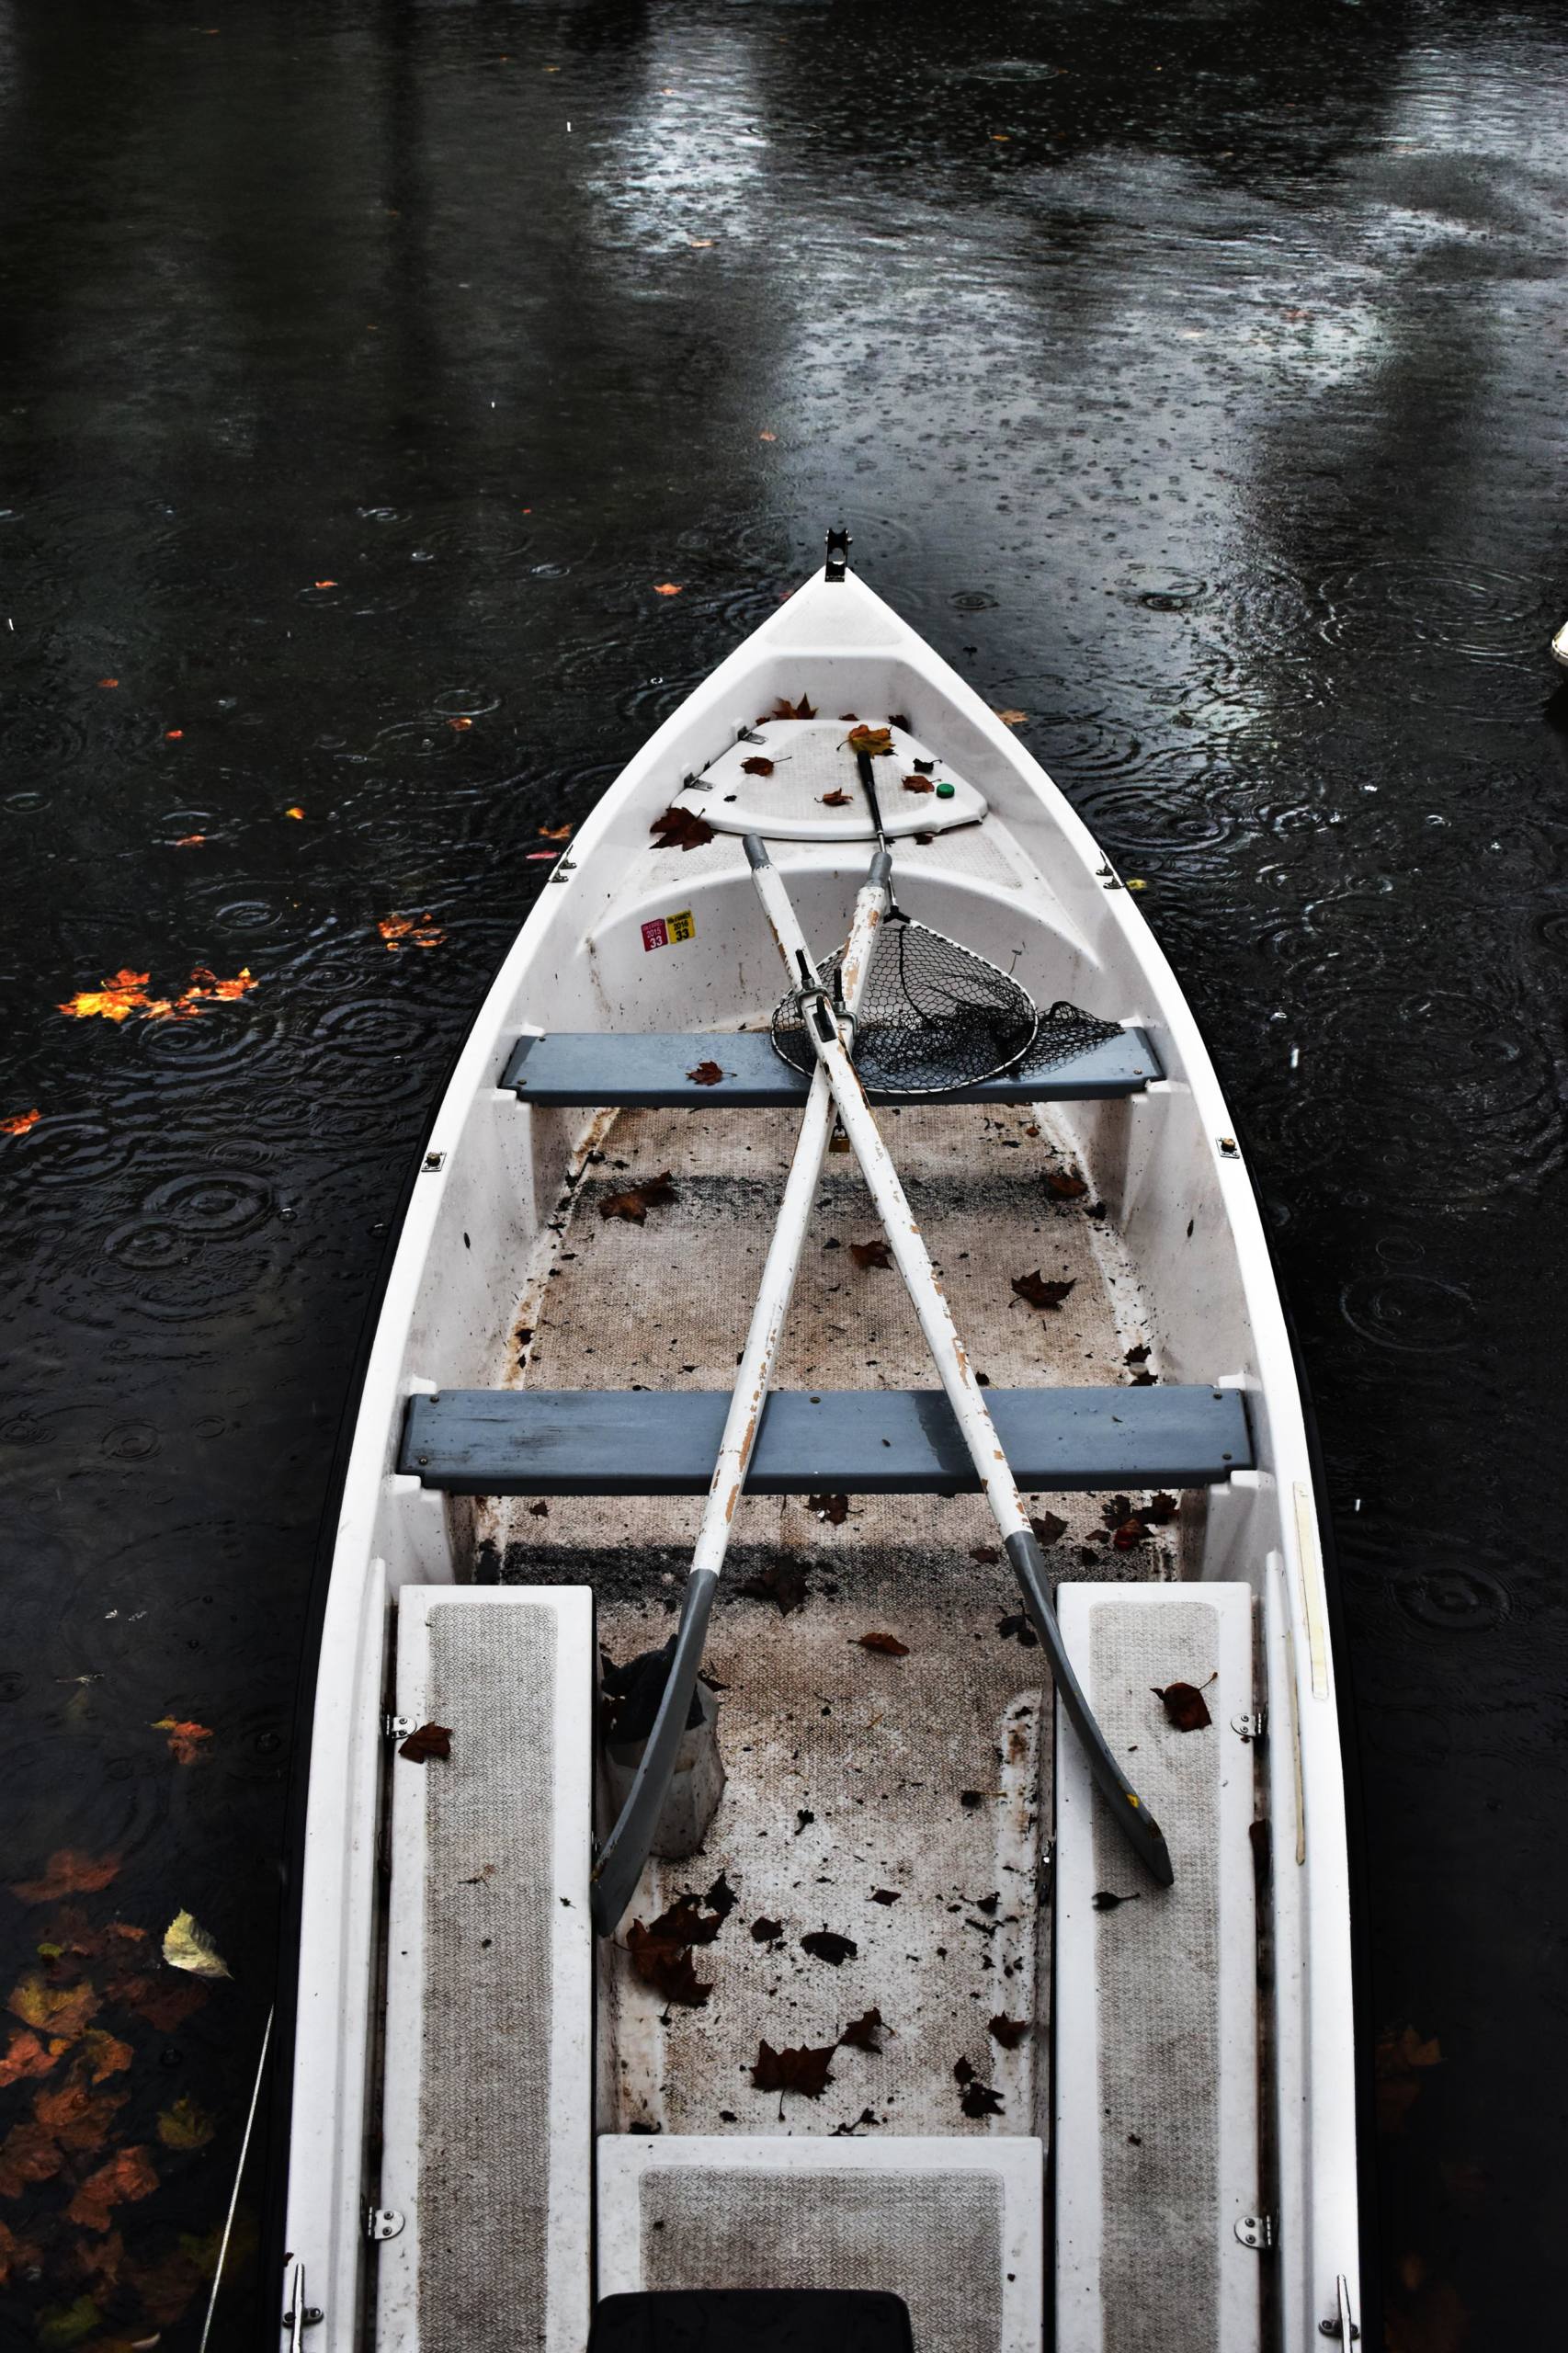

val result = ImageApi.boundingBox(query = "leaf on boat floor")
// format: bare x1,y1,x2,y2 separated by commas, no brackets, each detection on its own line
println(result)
900,772,934,793
848,1238,891,1268
626,1920,711,2008
1012,1269,1075,1312
801,1929,858,1966
1093,1890,1141,1911
1144,1491,1179,1523
752,2039,836,2097
750,1916,783,1944
598,1172,677,1222
763,693,815,722
1046,1169,1089,1199
398,1722,453,1763
1152,1676,1215,1732
952,2056,976,2086
988,2015,1030,2050
856,1631,909,1657
960,2080,1006,2118
1030,1510,1067,1545
820,789,852,807
650,805,714,851
161,1910,231,1981
838,2007,885,2052
807,1494,849,1527
686,1060,724,1086
1124,1343,1151,1365
740,756,776,777
971,1544,1000,1565
996,1613,1039,1648
737,1563,809,1615
888,713,910,731
845,725,893,757
869,1888,903,1905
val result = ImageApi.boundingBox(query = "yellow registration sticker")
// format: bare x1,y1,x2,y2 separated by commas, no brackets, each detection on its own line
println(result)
642,909,695,952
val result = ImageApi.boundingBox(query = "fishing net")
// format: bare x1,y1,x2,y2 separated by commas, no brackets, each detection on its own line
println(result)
770,909,1120,1098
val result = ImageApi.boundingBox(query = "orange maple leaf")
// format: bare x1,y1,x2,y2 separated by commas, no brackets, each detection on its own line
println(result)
76,2028,134,2083
284,804,304,819
1,1108,40,1137
66,2143,158,2232
378,913,446,952
33,2075,128,2153
11,1851,120,1904
152,1717,212,1766
58,972,153,1023
0,2029,57,2088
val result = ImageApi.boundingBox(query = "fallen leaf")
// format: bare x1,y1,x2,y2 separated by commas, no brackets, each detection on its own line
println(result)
58,972,154,1024
913,831,934,845
653,582,684,597
642,1893,727,1950
0,2215,42,2284
845,725,893,757
650,804,714,851
0,2029,56,2087
161,1910,230,1981
7,1975,99,2040
1124,1343,1151,1365
740,756,775,777
1046,1169,1089,1199
971,1545,1001,1564
378,912,446,951
795,1809,814,1835
284,804,304,819
764,694,816,722
839,2007,885,2052
820,789,852,807
996,1613,1038,1647
994,709,1028,726
952,2055,976,2085
856,1631,909,1657
849,1238,892,1269
447,715,473,732
737,1563,808,1615
599,1171,677,1222
1,1108,40,1136
537,823,573,841
156,2095,215,2151
398,1722,452,1763
626,1919,710,2007
758,429,777,441
960,2080,1005,2117
528,1500,548,1518
1112,1516,1150,1552
807,1493,849,1526
33,2295,103,2349
0,2118,64,2198
312,578,336,589
105,1972,207,2032
66,2145,158,2232
901,772,935,793
988,2015,1030,2049
704,1872,737,1919
1152,1677,1214,1732
33,2075,127,2153
687,1060,724,1086
164,729,184,743
869,1888,902,1905
801,1929,857,1966
888,714,910,732
1129,1370,1158,1385
752,2039,835,2097
76,2029,133,2083
750,1916,783,1943
151,1718,211,1767
172,834,206,847
1012,1270,1075,1312
97,677,119,689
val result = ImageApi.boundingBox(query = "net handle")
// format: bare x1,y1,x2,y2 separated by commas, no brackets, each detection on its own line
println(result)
856,747,890,858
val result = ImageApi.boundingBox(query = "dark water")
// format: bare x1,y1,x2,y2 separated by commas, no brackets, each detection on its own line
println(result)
2,1,1564,2341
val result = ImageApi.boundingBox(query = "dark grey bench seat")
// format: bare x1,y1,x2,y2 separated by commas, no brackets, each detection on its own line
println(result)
502,1026,1160,1108
400,1384,1250,1497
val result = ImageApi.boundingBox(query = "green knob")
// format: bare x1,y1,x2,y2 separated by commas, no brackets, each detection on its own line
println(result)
935,780,955,799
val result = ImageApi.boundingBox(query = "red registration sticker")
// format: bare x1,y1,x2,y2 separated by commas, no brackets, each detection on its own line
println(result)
642,909,694,952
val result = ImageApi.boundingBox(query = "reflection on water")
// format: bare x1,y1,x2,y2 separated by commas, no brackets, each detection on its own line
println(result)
1,1,1564,2340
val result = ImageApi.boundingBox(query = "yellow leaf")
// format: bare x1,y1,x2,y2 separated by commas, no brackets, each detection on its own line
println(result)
161,1909,230,1981
156,2094,215,2151
284,804,304,820
994,709,1028,727
151,1718,212,1766
6,1974,99,2040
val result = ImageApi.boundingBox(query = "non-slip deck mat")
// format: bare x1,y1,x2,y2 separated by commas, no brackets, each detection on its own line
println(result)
377,1590,594,2353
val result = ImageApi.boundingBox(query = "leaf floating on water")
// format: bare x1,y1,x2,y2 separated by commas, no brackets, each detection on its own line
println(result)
1046,1169,1089,1200
151,1718,211,1767
650,804,714,851
737,1563,809,1615
994,709,1028,727
447,715,473,732
687,1060,724,1086
856,1631,909,1657
161,1910,230,1981
64,2144,158,2233
848,1238,891,1269
76,2029,133,2084
996,1613,1038,1648
820,789,852,807
537,822,573,841
378,912,446,952
752,2039,835,2097
11,1852,120,1905
0,2120,65,2198
58,971,153,1024
740,756,775,777
901,772,935,793
1,1108,40,1136
765,694,816,722
750,1916,783,1944
839,2007,885,2052
0,2029,57,2087
33,2075,127,2154
284,804,304,820
988,2015,1030,2049
807,1493,850,1527
844,724,893,757
156,2093,215,2151
398,1722,452,1764
626,1919,711,2008
801,1929,857,1966
599,1172,677,1222
960,2080,1005,2117
1012,1269,1075,1312
653,582,684,597
7,1975,99,2039
1030,1511,1067,1546
1152,1676,1214,1732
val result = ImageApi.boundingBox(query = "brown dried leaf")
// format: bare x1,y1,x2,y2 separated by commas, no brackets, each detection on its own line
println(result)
971,1545,1001,1564
1152,1677,1214,1732
1012,1269,1075,1312
952,2056,976,2086
599,1172,677,1222
807,1494,850,1526
1144,1492,1179,1523
994,709,1028,727
737,1563,808,1615
752,2039,835,2097
960,2080,1006,2117
33,2075,127,2154
901,773,935,794
7,1974,99,2040
1046,1169,1089,1199
996,1613,1038,1648
741,756,776,777
766,694,816,722
65,2144,158,2232
848,1238,891,1269
801,1929,858,1966
839,2007,885,2052
687,1060,724,1086
0,2029,56,2088
11,1852,120,1905
1124,1343,1151,1365
626,1919,711,2008
650,805,714,851
869,1888,902,1905
398,1722,452,1763
856,1631,910,1657
151,1716,212,1766
0,2119,64,2199
1112,1518,1150,1552
1030,1510,1068,1545
820,789,852,807
750,1916,783,1944
888,714,911,732
988,2015,1030,2050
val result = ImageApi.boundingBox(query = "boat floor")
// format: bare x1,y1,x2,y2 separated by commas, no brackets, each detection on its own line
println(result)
478,1099,1187,2143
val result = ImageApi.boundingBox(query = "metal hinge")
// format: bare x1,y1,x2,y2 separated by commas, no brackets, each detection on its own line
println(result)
1320,2276,1359,2339
367,2206,405,2242
547,857,577,883
1234,2212,1275,2250
1231,1711,1267,1743
383,1714,416,1741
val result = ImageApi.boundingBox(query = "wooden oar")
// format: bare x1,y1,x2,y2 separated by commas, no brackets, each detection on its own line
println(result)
590,847,894,1935
744,835,1175,1889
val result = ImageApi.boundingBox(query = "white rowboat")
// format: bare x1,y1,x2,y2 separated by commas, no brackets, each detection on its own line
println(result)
275,541,1360,2353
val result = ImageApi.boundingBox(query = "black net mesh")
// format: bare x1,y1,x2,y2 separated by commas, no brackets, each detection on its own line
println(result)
770,912,1121,1098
